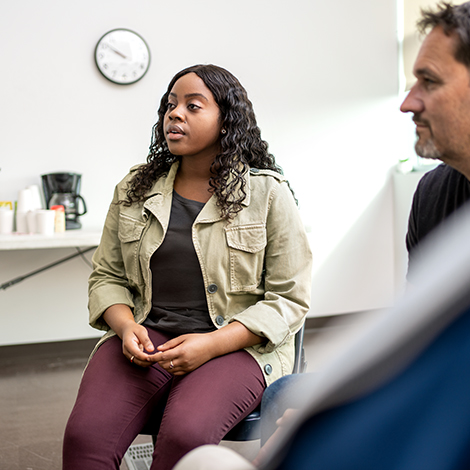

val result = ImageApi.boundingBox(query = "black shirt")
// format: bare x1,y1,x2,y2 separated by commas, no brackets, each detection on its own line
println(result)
406,164,470,273
144,191,216,335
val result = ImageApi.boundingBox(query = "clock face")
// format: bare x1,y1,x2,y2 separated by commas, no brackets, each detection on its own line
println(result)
95,29,150,85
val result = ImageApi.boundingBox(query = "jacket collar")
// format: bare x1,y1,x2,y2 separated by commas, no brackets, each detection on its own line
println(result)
146,162,180,199
142,161,252,222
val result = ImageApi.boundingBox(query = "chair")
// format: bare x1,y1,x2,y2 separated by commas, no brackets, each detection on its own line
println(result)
223,323,307,441
140,323,307,443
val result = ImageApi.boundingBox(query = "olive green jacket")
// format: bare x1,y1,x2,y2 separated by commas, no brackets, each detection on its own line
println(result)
88,163,312,385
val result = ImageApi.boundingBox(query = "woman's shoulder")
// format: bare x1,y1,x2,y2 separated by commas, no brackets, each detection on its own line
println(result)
247,168,296,209
129,163,145,173
110,165,146,203
115,163,147,188
249,168,286,185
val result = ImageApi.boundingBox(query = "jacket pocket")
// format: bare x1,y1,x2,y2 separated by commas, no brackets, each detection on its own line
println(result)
117,214,146,283
225,224,266,292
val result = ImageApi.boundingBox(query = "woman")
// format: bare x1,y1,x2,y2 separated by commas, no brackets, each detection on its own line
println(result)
63,64,312,470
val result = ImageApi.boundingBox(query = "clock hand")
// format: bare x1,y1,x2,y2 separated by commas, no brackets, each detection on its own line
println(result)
106,43,128,59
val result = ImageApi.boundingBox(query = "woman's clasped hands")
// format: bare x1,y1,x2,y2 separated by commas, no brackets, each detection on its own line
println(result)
121,321,215,375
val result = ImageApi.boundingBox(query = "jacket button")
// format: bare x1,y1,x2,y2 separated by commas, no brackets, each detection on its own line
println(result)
207,283,218,294
250,168,260,174
216,315,224,326
264,364,273,375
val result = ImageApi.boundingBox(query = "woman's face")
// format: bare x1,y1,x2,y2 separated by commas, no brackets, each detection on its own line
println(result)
164,72,222,162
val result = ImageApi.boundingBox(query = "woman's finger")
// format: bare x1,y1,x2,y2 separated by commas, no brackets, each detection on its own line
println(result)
128,353,152,368
157,335,185,352
134,327,155,353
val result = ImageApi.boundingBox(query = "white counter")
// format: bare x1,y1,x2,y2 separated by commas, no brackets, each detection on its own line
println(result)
0,230,102,251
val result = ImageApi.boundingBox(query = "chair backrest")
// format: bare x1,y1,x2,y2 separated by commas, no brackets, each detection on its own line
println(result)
292,323,307,374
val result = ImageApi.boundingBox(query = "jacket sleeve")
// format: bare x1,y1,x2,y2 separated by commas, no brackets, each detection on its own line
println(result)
88,184,136,331
230,181,313,353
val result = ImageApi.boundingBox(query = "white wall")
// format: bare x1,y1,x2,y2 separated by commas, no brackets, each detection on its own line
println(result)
0,0,410,345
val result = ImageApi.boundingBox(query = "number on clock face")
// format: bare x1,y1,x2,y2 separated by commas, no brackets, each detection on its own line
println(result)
95,29,150,85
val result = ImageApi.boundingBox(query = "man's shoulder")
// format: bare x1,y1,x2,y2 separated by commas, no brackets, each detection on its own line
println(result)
419,163,462,184
416,163,470,202
410,163,470,237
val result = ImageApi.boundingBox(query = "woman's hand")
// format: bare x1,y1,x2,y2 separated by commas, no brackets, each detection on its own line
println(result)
148,333,215,375
102,304,155,367
103,307,263,374
121,321,155,367
148,321,264,375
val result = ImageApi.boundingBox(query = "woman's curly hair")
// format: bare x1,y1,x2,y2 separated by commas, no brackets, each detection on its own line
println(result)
122,64,283,219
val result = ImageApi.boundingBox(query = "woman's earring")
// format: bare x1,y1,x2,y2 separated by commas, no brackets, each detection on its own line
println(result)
221,129,227,134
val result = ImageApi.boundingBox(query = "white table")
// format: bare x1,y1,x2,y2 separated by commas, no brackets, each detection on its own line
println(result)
0,229,102,290
0,229,102,250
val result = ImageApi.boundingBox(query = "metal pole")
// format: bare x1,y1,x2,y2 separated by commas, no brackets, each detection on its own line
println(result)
0,246,96,290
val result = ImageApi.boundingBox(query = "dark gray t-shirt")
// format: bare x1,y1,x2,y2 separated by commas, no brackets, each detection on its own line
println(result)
144,191,216,335
406,164,470,276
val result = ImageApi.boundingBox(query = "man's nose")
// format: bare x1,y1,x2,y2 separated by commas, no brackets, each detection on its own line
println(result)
400,85,424,114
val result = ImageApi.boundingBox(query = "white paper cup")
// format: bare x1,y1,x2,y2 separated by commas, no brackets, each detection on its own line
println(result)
36,210,55,235
16,211,28,233
0,210,14,234
17,188,34,213
26,210,37,233
26,185,43,210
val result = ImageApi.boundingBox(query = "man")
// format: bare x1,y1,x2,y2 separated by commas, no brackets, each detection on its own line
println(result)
401,1,470,272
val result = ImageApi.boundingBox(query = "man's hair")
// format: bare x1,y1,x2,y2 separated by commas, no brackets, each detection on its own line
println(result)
418,2,470,67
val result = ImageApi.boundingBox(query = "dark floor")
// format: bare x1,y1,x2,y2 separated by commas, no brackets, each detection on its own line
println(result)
0,312,376,470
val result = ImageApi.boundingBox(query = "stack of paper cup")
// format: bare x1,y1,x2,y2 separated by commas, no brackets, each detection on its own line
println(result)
26,185,43,211
16,188,34,233
0,208,14,234
26,211,37,233
15,185,45,233
26,185,44,232
35,210,56,235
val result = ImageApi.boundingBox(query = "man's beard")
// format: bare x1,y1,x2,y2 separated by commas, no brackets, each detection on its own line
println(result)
415,134,442,160
413,114,442,160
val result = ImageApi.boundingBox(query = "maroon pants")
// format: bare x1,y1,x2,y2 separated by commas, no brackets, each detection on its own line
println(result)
63,328,265,470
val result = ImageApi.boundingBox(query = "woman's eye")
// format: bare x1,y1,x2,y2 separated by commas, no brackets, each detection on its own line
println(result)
188,103,200,110
166,102,175,110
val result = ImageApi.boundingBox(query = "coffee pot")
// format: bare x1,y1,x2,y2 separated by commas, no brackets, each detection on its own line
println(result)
41,173,87,230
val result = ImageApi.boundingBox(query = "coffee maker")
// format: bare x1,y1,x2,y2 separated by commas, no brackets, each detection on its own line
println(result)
41,172,87,230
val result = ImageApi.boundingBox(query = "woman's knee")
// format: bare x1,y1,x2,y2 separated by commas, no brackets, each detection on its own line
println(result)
63,410,125,470
63,410,100,453
160,413,211,451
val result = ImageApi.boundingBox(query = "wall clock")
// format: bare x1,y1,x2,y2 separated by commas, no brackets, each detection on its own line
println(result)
95,28,151,85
